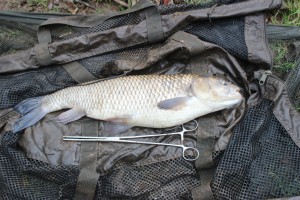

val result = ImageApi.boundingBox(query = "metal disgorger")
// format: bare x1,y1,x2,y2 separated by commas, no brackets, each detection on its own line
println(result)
63,120,200,161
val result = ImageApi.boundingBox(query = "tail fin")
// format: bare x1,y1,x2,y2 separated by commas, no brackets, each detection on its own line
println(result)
13,97,47,133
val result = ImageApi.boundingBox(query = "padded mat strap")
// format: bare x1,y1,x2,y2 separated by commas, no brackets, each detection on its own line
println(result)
192,168,215,200
195,116,215,169
191,117,216,199
34,43,54,66
74,121,100,200
145,6,164,43
63,62,98,83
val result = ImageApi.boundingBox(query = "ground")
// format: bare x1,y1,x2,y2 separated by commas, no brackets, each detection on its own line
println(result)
0,0,122,14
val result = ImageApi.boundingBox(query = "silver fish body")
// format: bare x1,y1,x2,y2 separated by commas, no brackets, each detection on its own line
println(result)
13,74,242,133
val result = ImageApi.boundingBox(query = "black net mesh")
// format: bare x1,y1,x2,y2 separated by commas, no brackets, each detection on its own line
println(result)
0,131,80,200
211,99,300,199
94,157,200,199
160,1,249,59
50,12,142,41
285,62,300,111
0,20,38,55
0,129,200,199
0,66,76,108
158,0,248,15
78,44,156,76
184,17,247,60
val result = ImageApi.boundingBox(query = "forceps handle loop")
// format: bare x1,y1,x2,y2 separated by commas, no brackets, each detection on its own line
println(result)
182,147,199,161
181,120,198,132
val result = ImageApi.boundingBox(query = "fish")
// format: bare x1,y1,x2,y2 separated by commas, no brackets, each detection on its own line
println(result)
12,74,242,133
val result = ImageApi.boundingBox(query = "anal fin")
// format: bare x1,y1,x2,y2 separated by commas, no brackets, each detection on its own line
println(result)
104,116,133,134
56,108,86,124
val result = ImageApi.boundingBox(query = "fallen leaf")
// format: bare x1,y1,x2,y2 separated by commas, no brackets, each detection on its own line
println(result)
66,0,79,14
20,0,26,6
113,0,129,8
72,6,79,14
131,0,137,6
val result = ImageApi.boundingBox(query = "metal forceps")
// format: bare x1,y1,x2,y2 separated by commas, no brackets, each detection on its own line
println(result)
63,120,200,161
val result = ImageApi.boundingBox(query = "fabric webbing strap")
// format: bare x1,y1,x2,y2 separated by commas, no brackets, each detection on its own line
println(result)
63,62,98,83
38,27,52,44
192,168,215,200
195,116,215,169
170,31,206,56
145,7,164,43
191,116,216,199
34,43,54,66
74,121,100,200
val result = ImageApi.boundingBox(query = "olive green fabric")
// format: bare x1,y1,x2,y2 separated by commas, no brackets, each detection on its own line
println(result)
63,62,98,83
74,121,99,200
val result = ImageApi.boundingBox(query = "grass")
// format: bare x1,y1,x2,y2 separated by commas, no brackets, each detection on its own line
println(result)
270,42,295,74
0,29,19,40
48,6,61,13
271,0,300,26
96,8,104,13
184,0,213,4
27,0,48,7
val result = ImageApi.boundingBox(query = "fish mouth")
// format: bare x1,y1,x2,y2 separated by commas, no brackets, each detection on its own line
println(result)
226,93,242,100
229,87,243,99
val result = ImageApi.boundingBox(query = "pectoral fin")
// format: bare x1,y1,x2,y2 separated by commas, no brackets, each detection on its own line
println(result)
56,108,86,124
157,97,192,110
